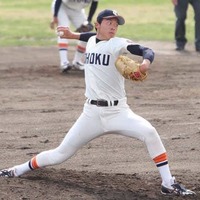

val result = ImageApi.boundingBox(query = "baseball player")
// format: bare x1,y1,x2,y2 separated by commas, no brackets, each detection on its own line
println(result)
50,0,99,73
0,9,196,196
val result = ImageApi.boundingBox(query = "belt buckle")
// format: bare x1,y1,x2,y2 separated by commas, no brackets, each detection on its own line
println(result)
96,99,107,107
96,100,102,107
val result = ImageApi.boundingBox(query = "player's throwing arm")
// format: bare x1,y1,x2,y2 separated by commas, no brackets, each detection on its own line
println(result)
57,26,80,40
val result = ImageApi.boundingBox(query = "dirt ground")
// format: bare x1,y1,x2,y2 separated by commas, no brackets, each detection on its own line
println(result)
0,41,200,200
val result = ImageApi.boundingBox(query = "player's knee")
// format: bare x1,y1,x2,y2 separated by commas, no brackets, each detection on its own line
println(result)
144,126,160,143
47,147,77,165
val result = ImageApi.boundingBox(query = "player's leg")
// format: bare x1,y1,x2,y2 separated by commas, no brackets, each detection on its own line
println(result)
35,104,105,168
105,107,170,178
72,41,86,70
191,0,200,51
56,4,71,72
106,106,195,195
174,0,189,50
70,9,88,70
0,103,104,177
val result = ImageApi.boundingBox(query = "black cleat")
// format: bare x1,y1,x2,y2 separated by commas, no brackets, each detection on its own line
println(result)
60,63,72,74
0,169,15,177
72,61,84,70
161,182,196,196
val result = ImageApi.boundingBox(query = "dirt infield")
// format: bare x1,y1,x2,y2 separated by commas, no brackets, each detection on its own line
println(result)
0,42,200,200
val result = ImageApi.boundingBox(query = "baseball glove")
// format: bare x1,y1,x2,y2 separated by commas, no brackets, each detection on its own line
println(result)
75,23,94,33
115,55,147,81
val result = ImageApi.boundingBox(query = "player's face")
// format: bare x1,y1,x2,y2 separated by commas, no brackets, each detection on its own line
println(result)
96,18,119,40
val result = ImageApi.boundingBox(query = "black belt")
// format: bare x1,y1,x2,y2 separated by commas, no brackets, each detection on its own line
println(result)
90,99,118,107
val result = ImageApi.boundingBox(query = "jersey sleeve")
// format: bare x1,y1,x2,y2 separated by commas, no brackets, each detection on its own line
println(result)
53,0,62,17
127,44,155,63
109,38,132,57
79,32,96,42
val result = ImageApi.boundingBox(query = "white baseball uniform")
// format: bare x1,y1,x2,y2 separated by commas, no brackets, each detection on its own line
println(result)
25,36,166,170
0,11,195,196
61,0,97,10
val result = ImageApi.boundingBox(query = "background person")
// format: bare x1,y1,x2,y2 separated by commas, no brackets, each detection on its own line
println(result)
171,0,200,52
50,0,99,73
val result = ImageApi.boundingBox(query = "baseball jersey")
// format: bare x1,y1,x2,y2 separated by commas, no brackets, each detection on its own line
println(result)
84,36,131,101
62,0,98,10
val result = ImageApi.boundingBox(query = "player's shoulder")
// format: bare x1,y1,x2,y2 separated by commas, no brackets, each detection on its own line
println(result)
87,34,97,45
109,37,132,46
110,37,129,42
89,34,96,41
110,37,123,41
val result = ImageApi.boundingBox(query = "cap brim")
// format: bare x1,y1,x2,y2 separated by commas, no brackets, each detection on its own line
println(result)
103,16,125,25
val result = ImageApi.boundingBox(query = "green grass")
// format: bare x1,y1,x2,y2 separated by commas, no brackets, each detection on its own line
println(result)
0,0,195,46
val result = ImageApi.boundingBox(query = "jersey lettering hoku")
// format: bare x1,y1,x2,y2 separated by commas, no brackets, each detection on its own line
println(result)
62,0,98,10
84,36,132,101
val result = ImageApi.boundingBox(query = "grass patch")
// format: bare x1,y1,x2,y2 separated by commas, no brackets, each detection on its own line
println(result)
0,0,195,46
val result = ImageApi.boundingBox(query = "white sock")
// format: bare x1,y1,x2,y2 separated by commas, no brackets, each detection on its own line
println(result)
59,50,69,66
13,161,31,177
158,164,174,188
73,51,85,63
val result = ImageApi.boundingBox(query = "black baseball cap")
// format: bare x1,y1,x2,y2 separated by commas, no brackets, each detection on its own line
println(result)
97,9,125,25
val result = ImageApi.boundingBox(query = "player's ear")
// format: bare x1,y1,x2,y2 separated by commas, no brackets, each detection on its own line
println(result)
94,22,99,31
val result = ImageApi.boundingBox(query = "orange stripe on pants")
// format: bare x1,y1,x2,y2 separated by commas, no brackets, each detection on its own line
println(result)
31,156,39,169
153,152,168,164
76,45,85,53
58,43,68,48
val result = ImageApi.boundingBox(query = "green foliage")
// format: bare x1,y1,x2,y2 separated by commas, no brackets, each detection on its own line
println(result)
0,0,195,46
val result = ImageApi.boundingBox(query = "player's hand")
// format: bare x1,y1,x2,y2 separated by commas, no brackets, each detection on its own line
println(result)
56,26,73,38
50,17,58,29
139,59,150,74
57,26,70,38
57,26,81,40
